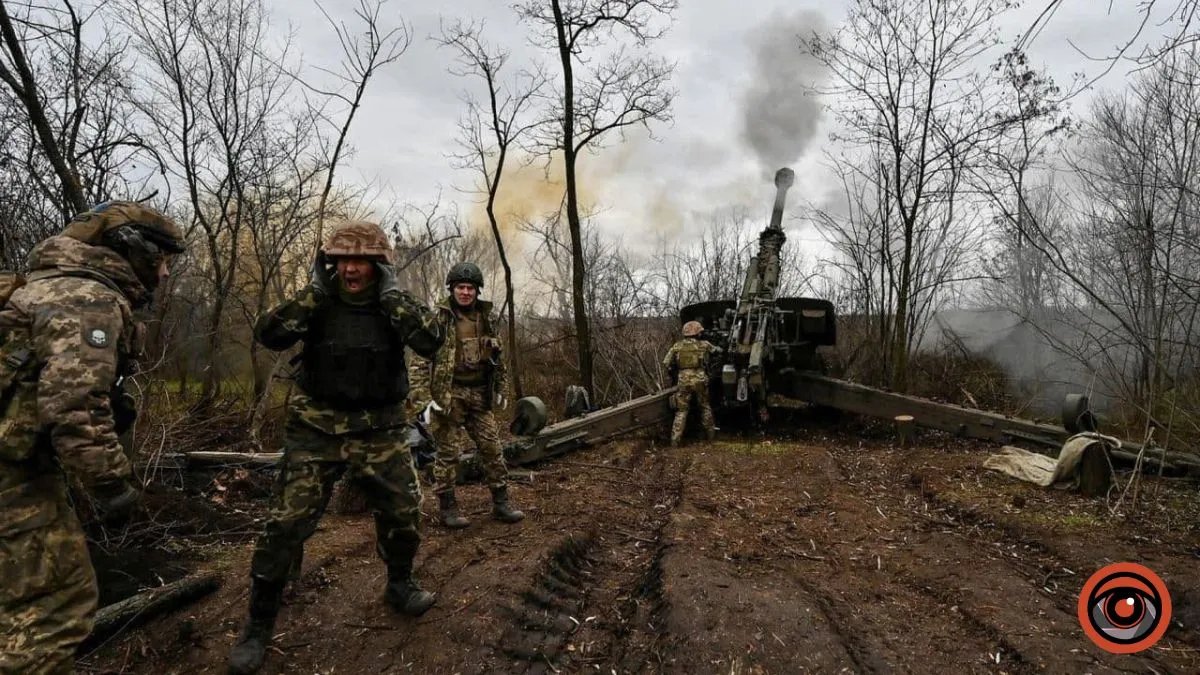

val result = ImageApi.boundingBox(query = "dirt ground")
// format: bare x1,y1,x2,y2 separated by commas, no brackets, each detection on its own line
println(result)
77,420,1200,674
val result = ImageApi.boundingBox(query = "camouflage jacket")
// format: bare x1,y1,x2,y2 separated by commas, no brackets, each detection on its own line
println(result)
254,284,442,435
426,298,507,410
663,338,721,377
0,235,146,493
407,349,432,413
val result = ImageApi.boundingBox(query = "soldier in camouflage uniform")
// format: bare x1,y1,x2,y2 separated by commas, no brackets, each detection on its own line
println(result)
227,222,444,675
663,321,722,447
0,202,185,674
420,262,524,529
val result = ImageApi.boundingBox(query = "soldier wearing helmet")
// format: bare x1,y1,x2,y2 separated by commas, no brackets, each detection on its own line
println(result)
662,320,722,447
0,201,185,673
417,261,524,529
227,221,444,674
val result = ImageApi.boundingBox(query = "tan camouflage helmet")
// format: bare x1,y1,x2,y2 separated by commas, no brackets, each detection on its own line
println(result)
682,320,704,337
322,220,393,263
62,200,186,252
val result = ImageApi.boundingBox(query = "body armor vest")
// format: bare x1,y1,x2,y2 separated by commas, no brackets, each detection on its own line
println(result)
452,308,488,386
300,299,407,409
676,340,708,370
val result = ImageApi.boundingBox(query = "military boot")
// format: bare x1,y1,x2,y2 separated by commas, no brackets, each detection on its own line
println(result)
490,485,525,523
384,566,436,616
227,578,285,675
437,490,469,529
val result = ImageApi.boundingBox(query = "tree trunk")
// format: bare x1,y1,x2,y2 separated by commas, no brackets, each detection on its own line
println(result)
891,220,914,393
485,172,523,398
199,290,224,407
552,0,595,401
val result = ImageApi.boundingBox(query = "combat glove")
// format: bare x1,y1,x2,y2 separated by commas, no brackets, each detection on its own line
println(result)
93,479,140,525
113,388,138,434
376,262,418,313
307,251,335,305
494,392,508,410
420,400,443,426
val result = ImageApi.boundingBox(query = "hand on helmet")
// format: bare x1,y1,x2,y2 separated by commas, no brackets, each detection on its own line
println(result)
309,251,335,302
377,262,425,317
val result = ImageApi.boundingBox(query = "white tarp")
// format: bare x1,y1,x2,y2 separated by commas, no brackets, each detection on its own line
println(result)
984,433,1120,487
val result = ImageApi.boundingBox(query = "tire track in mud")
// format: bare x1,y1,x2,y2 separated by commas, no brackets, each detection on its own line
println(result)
497,534,598,671
496,443,686,673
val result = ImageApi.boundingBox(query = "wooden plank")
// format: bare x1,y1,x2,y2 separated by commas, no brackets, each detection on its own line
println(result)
184,451,282,467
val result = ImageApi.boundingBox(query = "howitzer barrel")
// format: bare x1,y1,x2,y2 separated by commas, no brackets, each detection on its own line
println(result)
768,167,795,232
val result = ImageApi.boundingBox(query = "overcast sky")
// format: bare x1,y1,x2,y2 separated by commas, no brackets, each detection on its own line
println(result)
264,0,1178,260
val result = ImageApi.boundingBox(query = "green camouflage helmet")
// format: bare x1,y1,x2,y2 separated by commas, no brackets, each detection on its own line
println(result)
62,201,186,253
446,262,484,289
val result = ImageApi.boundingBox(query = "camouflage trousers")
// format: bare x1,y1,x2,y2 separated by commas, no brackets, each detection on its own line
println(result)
430,384,507,492
0,475,97,675
671,370,716,444
249,417,423,584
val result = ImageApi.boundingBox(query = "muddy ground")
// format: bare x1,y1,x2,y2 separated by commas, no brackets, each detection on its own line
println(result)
78,420,1200,674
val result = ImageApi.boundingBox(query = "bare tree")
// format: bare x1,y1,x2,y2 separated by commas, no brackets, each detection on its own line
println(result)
1022,1,1199,74
304,0,410,244
0,0,153,223
974,48,1072,317
0,0,87,213
437,19,544,398
806,0,1028,391
520,208,664,404
515,0,677,400
125,0,306,406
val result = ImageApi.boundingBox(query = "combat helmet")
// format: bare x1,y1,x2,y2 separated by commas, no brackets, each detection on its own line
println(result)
322,221,394,263
682,321,704,337
64,201,186,290
446,262,484,289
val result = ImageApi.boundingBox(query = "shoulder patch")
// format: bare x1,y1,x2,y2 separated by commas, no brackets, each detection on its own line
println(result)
84,327,110,348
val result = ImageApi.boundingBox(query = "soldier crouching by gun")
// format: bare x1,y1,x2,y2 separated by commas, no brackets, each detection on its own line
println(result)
663,321,722,447
227,221,444,675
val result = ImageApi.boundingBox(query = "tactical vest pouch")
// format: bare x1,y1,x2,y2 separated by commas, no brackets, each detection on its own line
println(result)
677,344,704,370
459,337,483,368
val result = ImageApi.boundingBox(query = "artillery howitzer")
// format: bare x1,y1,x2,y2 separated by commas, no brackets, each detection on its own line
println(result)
497,168,1199,477
678,167,835,423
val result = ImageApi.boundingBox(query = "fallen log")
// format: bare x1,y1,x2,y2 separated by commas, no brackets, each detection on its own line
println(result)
183,451,281,467
84,573,220,648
